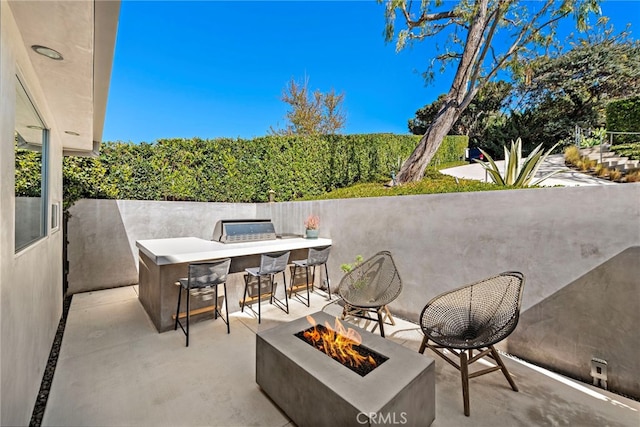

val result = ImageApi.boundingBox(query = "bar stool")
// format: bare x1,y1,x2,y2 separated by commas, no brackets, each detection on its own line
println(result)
290,246,331,306
174,258,231,347
242,251,290,323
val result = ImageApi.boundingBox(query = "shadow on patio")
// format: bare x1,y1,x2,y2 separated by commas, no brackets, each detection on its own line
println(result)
42,285,639,426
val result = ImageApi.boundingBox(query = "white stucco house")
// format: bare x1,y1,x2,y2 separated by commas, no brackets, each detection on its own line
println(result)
0,1,119,424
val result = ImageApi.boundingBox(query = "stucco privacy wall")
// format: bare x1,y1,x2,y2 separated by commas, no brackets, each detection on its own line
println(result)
1,3,64,425
508,246,640,399
69,185,640,315
67,199,256,292
68,184,640,396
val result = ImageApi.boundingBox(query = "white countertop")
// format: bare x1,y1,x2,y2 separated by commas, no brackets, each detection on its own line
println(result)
136,236,332,265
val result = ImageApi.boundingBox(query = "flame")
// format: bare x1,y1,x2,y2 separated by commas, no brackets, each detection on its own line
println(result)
304,315,377,369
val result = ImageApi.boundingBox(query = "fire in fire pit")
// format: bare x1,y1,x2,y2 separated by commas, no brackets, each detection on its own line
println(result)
294,315,388,377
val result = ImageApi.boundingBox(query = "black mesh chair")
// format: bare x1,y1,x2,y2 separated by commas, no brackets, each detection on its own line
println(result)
338,251,402,338
419,271,525,416
290,246,331,306
174,258,231,347
242,251,290,323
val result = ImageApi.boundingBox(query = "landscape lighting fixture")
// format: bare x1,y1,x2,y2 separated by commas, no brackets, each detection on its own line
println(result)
31,45,63,60
27,125,43,130
64,131,80,136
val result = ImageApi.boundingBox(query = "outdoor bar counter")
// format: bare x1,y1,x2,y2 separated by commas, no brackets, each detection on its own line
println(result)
136,236,332,332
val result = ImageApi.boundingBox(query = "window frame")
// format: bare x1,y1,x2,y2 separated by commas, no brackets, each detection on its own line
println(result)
14,76,49,253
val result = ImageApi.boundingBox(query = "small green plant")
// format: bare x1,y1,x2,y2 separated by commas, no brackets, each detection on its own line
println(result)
341,255,366,289
580,127,607,148
475,138,559,187
611,142,640,161
596,166,610,177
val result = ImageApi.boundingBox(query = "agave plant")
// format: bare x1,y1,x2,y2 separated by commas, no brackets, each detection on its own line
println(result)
474,138,559,187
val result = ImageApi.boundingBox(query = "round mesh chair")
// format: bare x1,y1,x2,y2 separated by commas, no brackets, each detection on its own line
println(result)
418,271,525,416
338,251,402,338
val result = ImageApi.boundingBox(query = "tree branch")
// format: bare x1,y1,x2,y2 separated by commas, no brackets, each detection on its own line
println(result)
401,1,459,28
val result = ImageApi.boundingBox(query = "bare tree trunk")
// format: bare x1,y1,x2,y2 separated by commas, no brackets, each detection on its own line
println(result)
395,0,489,184
396,101,462,183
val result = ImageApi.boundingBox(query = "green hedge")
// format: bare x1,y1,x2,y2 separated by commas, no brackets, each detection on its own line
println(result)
607,97,640,144
16,133,468,208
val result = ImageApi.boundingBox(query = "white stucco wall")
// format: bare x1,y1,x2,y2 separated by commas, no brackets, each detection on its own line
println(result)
1,2,64,425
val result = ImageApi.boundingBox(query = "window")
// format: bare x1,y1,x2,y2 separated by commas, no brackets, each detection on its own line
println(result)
15,77,48,252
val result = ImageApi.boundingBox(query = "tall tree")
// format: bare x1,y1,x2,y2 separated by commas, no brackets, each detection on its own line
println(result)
515,28,640,128
382,0,602,184
271,76,346,135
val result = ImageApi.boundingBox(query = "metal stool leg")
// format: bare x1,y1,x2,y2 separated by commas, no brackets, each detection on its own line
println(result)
306,266,311,306
223,283,230,334
282,271,289,313
185,284,191,347
175,286,182,331
289,265,297,298
324,263,331,300
258,276,262,324
241,275,249,313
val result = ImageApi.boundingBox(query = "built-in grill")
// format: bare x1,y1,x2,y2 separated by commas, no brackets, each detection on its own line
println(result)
212,219,277,243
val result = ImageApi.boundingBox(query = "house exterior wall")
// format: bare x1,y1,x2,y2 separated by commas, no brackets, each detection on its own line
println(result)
67,184,640,398
1,2,64,424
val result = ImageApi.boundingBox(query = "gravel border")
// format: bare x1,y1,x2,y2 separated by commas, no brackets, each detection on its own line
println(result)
30,295,73,427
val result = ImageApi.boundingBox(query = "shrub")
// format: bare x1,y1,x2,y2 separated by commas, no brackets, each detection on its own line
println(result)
564,146,581,165
607,97,640,144
48,134,467,206
625,169,640,182
609,169,623,181
610,142,640,160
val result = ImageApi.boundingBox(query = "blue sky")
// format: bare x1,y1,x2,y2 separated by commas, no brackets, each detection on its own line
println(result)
102,1,638,144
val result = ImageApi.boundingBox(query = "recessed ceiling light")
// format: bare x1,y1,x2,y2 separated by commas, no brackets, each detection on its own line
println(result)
27,125,43,130
64,131,80,136
31,45,63,60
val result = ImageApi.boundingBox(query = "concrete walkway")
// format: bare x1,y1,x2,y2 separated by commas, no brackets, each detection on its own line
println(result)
441,154,616,187
43,286,639,426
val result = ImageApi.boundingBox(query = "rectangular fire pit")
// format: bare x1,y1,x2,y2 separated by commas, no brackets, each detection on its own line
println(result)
256,311,435,427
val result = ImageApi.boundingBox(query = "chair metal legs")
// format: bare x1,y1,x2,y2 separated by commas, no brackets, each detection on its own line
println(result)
175,284,229,347
419,337,519,416
289,262,331,305
242,272,289,323
323,263,331,300
289,264,311,307
174,285,193,347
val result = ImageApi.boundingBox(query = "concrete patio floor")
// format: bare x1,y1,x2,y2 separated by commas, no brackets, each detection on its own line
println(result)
42,285,639,427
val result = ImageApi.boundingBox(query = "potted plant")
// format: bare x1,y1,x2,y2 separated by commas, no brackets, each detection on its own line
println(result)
304,214,320,239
